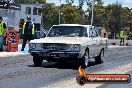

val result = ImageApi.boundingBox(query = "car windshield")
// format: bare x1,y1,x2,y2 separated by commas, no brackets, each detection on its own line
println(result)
47,26,88,37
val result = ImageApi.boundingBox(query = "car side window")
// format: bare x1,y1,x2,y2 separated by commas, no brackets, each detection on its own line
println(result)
95,27,99,37
89,28,93,38
89,27,99,38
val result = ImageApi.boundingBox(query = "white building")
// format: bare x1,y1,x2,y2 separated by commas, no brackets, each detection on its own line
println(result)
0,2,20,29
16,2,44,30
0,2,44,30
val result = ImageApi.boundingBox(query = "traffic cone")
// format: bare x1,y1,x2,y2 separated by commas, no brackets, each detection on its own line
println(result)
6,40,11,52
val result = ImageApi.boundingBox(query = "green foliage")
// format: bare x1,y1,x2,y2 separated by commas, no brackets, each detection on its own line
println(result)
93,5,105,26
41,3,59,29
61,4,80,24
106,3,122,32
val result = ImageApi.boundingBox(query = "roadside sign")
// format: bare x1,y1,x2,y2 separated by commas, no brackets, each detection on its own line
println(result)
0,2,9,9
0,2,21,10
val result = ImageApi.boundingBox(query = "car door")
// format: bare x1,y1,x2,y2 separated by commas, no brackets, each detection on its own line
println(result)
88,27,98,57
92,28,102,56
90,27,101,57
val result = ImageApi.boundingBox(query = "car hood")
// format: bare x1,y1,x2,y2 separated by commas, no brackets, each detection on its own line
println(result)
30,37,90,45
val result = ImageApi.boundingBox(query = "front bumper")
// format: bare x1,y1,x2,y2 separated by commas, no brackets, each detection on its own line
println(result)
29,50,81,59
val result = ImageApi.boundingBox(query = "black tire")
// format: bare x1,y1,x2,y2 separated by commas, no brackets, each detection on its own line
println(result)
33,56,43,67
76,75,86,85
81,50,89,68
95,50,103,64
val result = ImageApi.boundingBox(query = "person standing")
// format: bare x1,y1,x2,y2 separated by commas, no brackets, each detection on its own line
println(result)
21,16,35,51
119,29,125,46
0,16,7,51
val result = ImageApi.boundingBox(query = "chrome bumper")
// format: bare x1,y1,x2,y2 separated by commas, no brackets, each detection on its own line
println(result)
29,50,81,58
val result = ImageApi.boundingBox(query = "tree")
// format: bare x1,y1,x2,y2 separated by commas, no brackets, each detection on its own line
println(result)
103,2,122,38
93,5,105,26
41,3,59,29
121,7,130,27
61,4,80,24
127,8,132,31
85,0,104,25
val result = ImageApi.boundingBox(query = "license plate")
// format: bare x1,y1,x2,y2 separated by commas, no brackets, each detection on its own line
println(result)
42,53,49,56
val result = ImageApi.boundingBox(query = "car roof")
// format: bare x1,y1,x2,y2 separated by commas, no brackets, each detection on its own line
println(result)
53,24,92,28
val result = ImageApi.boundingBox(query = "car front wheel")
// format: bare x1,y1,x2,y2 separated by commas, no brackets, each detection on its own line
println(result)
81,50,89,68
33,56,43,67
95,50,104,64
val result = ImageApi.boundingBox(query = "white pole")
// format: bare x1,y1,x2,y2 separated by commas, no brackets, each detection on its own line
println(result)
91,0,94,26
59,0,61,24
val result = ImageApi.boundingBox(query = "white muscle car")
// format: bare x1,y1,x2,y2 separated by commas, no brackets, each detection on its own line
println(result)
29,24,108,67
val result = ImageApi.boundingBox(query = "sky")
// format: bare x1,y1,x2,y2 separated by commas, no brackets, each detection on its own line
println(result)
46,0,132,10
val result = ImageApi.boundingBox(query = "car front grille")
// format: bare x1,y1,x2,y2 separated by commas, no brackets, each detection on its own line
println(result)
43,43,69,51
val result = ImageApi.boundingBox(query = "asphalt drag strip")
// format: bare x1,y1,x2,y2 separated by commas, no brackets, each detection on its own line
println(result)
0,46,132,88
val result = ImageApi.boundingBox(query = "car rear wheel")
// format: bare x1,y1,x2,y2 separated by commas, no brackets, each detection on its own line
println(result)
33,56,43,67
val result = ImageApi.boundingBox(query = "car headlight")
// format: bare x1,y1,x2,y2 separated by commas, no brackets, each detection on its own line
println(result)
36,44,42,47
35,43,43,50
67,44,80,51
29,43,36,50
